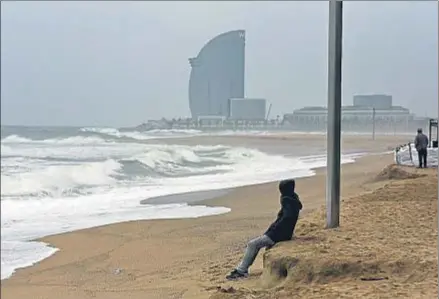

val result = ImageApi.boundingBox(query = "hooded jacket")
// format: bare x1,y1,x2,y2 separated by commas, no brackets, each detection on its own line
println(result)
264,179,303,243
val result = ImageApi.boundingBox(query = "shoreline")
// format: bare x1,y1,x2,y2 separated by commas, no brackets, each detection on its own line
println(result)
141,189,232,206
0,152,353,282
0,168,313,281
3,148,370,281
0,144,397,282
1,134,418,299
2,155,406,299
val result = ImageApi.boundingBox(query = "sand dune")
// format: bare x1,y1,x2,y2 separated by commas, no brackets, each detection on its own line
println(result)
208,165,437,299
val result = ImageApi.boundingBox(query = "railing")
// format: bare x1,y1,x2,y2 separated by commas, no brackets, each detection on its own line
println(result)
408,143,414,165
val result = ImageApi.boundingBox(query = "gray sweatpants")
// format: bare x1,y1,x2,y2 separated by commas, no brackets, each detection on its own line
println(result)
236,235,275,273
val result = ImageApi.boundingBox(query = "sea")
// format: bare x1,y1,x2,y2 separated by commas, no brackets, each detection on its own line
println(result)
1,125,364,280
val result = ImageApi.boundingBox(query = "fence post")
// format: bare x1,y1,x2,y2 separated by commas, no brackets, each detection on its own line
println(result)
408,142,414,165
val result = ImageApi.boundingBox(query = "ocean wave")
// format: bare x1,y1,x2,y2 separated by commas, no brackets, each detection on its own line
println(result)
80,127,151,140
2,128,293,144
1,143,304,199
80,127,202,141
1,127,203,146
2,134,110,145
1,135,34,143
1,159,121,198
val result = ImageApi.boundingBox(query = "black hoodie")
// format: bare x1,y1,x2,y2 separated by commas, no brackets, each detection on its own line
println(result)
264,179,303,243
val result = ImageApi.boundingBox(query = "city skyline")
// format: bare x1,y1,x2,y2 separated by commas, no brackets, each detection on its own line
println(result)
1,1,437,127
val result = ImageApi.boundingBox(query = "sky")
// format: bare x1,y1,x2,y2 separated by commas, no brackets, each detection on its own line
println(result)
1,1,438,127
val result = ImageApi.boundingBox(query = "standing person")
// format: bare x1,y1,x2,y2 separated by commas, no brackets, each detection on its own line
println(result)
226,179,302,280
414,128,429,168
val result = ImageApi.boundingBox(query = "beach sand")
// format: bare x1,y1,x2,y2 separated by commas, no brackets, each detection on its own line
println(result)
2,135,436,299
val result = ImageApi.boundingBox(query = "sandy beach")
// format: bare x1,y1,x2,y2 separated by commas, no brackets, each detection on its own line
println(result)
2,134,437,299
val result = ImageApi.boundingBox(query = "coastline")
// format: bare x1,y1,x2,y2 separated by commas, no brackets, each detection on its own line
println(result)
1,152,399,299
1,135,412,277
0,157,337,281
1,148,364,281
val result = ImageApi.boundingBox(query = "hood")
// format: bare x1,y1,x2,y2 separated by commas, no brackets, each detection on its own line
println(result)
279,179,295,197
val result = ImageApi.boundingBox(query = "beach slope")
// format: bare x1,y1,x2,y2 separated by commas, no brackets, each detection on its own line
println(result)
209,164,437,299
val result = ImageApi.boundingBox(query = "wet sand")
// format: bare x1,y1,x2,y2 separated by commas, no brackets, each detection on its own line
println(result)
141,189,232,205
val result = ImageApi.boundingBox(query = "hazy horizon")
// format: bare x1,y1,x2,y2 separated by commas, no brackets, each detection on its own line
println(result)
1,1,438,127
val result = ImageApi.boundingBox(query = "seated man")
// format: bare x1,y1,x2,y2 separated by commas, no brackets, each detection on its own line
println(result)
226,179,303,280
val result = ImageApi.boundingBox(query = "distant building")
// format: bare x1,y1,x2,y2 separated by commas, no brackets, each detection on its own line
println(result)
188,30,245,119
284,94,414,131
353,94,392,109
229,98,266,120
287,105,412,124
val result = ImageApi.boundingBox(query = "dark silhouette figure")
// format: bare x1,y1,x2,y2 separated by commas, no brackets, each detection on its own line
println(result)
226,179,302,280
414,128,429,168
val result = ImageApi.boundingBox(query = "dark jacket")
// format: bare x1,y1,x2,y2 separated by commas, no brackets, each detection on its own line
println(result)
414,133,429,151
264,179,303,243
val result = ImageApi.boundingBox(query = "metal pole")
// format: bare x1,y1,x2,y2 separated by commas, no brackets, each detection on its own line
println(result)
429,119,432,148
431,120,439,148
372,108,376,140
326,0,343,229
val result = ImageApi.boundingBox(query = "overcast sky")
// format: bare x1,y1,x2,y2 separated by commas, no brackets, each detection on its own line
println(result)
1,1,437,127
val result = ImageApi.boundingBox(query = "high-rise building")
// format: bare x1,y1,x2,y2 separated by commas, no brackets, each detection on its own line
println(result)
188,30,245,118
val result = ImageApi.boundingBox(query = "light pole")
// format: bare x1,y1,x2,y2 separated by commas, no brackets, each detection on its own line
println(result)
326,0,343,229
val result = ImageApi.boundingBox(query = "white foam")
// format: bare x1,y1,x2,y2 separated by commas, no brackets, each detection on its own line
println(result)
395,144,438,167
1,159,121,197
80,127,203,140
1,135,33,143
2,134,108,145
1,198,229,279
82,127,405,141
1,240,59,281
1,143,145,162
